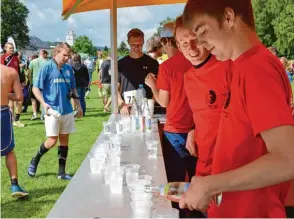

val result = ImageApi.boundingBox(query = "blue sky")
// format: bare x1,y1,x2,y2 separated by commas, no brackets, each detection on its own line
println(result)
22,0,185,47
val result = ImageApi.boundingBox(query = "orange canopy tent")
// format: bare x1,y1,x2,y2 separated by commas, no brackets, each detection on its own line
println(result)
62,0,186,112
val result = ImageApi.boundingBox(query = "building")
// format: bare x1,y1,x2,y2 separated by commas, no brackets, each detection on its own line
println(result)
21,36,51,58
66,30,75,46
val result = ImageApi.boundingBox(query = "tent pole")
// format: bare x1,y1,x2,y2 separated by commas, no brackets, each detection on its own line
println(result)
110,0,118,114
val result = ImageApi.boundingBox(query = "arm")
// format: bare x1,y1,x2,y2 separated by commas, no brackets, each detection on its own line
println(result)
145,73,169,107
186,129,198,157
118,82,130,115
9,71,23,101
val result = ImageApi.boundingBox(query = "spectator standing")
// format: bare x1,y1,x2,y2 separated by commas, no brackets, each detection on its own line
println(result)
99,54,112,112
71,54,89,116
0,42,25,127
27,50,48,120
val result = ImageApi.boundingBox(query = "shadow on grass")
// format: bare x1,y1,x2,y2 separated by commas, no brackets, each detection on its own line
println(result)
85,112,110,118
1,186,66,218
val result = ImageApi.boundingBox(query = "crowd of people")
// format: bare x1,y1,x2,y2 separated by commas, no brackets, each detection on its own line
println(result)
1,0,294,217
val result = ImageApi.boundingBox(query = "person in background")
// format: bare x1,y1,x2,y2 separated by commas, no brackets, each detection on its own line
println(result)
180,0,294,217
1,64,29,198
280,57,293,83
71,54,89,116
1,42,25,128
145,22,197,217
146,36,163,60
118,28,159,115
268,46,278,57
99,53,112,112
28,42,83,180
28,50,48,120
84,56,94,98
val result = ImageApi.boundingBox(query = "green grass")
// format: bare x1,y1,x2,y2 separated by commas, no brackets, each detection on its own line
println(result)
1,73,110,218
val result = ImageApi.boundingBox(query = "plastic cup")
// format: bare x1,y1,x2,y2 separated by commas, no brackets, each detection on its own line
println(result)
131,190,153,202
125,164,140,187
146,140,158,158
138,175,152,182
89,156,105,174
110,168,124,193
152,206,179,218
103,121,111,135
116,120,124,134
129,179,152,192
130,200,153,218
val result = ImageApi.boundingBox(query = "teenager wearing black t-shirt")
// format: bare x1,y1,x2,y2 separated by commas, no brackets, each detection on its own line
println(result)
118,28,159,115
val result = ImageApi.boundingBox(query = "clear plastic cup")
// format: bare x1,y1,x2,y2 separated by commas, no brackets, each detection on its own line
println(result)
131,190,153,202
121,116,131,132
110,168,124,193
152,206,179,218
104,164,118,184
103,121,112,135
146,140,158,158
125,164,140,187
116,120,124,134
129,179,152,192
130,200,153,217
89,156,105,174
138,175,152,182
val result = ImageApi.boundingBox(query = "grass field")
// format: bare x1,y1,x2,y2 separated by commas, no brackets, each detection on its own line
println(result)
1,75,110,218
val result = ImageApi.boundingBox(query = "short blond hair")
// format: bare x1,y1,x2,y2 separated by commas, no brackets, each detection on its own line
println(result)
53,42,72,56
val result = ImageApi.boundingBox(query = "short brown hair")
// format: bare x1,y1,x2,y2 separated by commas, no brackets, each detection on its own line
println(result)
174,15,185,38
160,37,177,48
127,28,144,41
146,36,162,53
183,0,255,30
53,42,72,56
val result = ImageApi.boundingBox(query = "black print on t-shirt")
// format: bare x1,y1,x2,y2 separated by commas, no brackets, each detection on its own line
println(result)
207,90,218,108
224,90,231,109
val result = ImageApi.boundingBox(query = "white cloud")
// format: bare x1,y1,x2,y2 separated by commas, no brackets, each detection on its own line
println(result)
25,2,185,47
118,7,152,27
67,17,77,28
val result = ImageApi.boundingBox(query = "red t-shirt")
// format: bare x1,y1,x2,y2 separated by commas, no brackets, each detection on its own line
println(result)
209,45,294,218
1,53,19,72
184,55,232,176
156,51,194,133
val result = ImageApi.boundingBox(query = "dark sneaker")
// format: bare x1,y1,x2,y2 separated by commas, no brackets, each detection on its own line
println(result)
28,158,38,177
57,174,72,180
11,185,29,198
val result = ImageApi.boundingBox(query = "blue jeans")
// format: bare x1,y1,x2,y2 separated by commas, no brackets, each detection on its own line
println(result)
77,87,86,116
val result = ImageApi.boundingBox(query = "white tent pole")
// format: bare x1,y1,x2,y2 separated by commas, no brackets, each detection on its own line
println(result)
110,0,118,113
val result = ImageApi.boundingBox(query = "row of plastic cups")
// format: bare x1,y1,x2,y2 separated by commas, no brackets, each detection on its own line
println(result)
103,119,132,135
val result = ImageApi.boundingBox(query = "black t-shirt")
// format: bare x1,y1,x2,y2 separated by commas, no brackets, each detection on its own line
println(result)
101,59,111,84
118,54,159,100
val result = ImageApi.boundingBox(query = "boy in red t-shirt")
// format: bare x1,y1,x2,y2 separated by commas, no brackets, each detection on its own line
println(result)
145,23,200,217
174,16,232,178
179,0,294,218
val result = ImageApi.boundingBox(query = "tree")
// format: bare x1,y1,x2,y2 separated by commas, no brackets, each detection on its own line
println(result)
118,41,129,57
72,35,95,55
1,0,30,48
252,0,294,58
153,17,176,37
104,46,109,52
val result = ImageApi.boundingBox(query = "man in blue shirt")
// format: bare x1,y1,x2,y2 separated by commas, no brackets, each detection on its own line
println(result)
28,42,83,180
